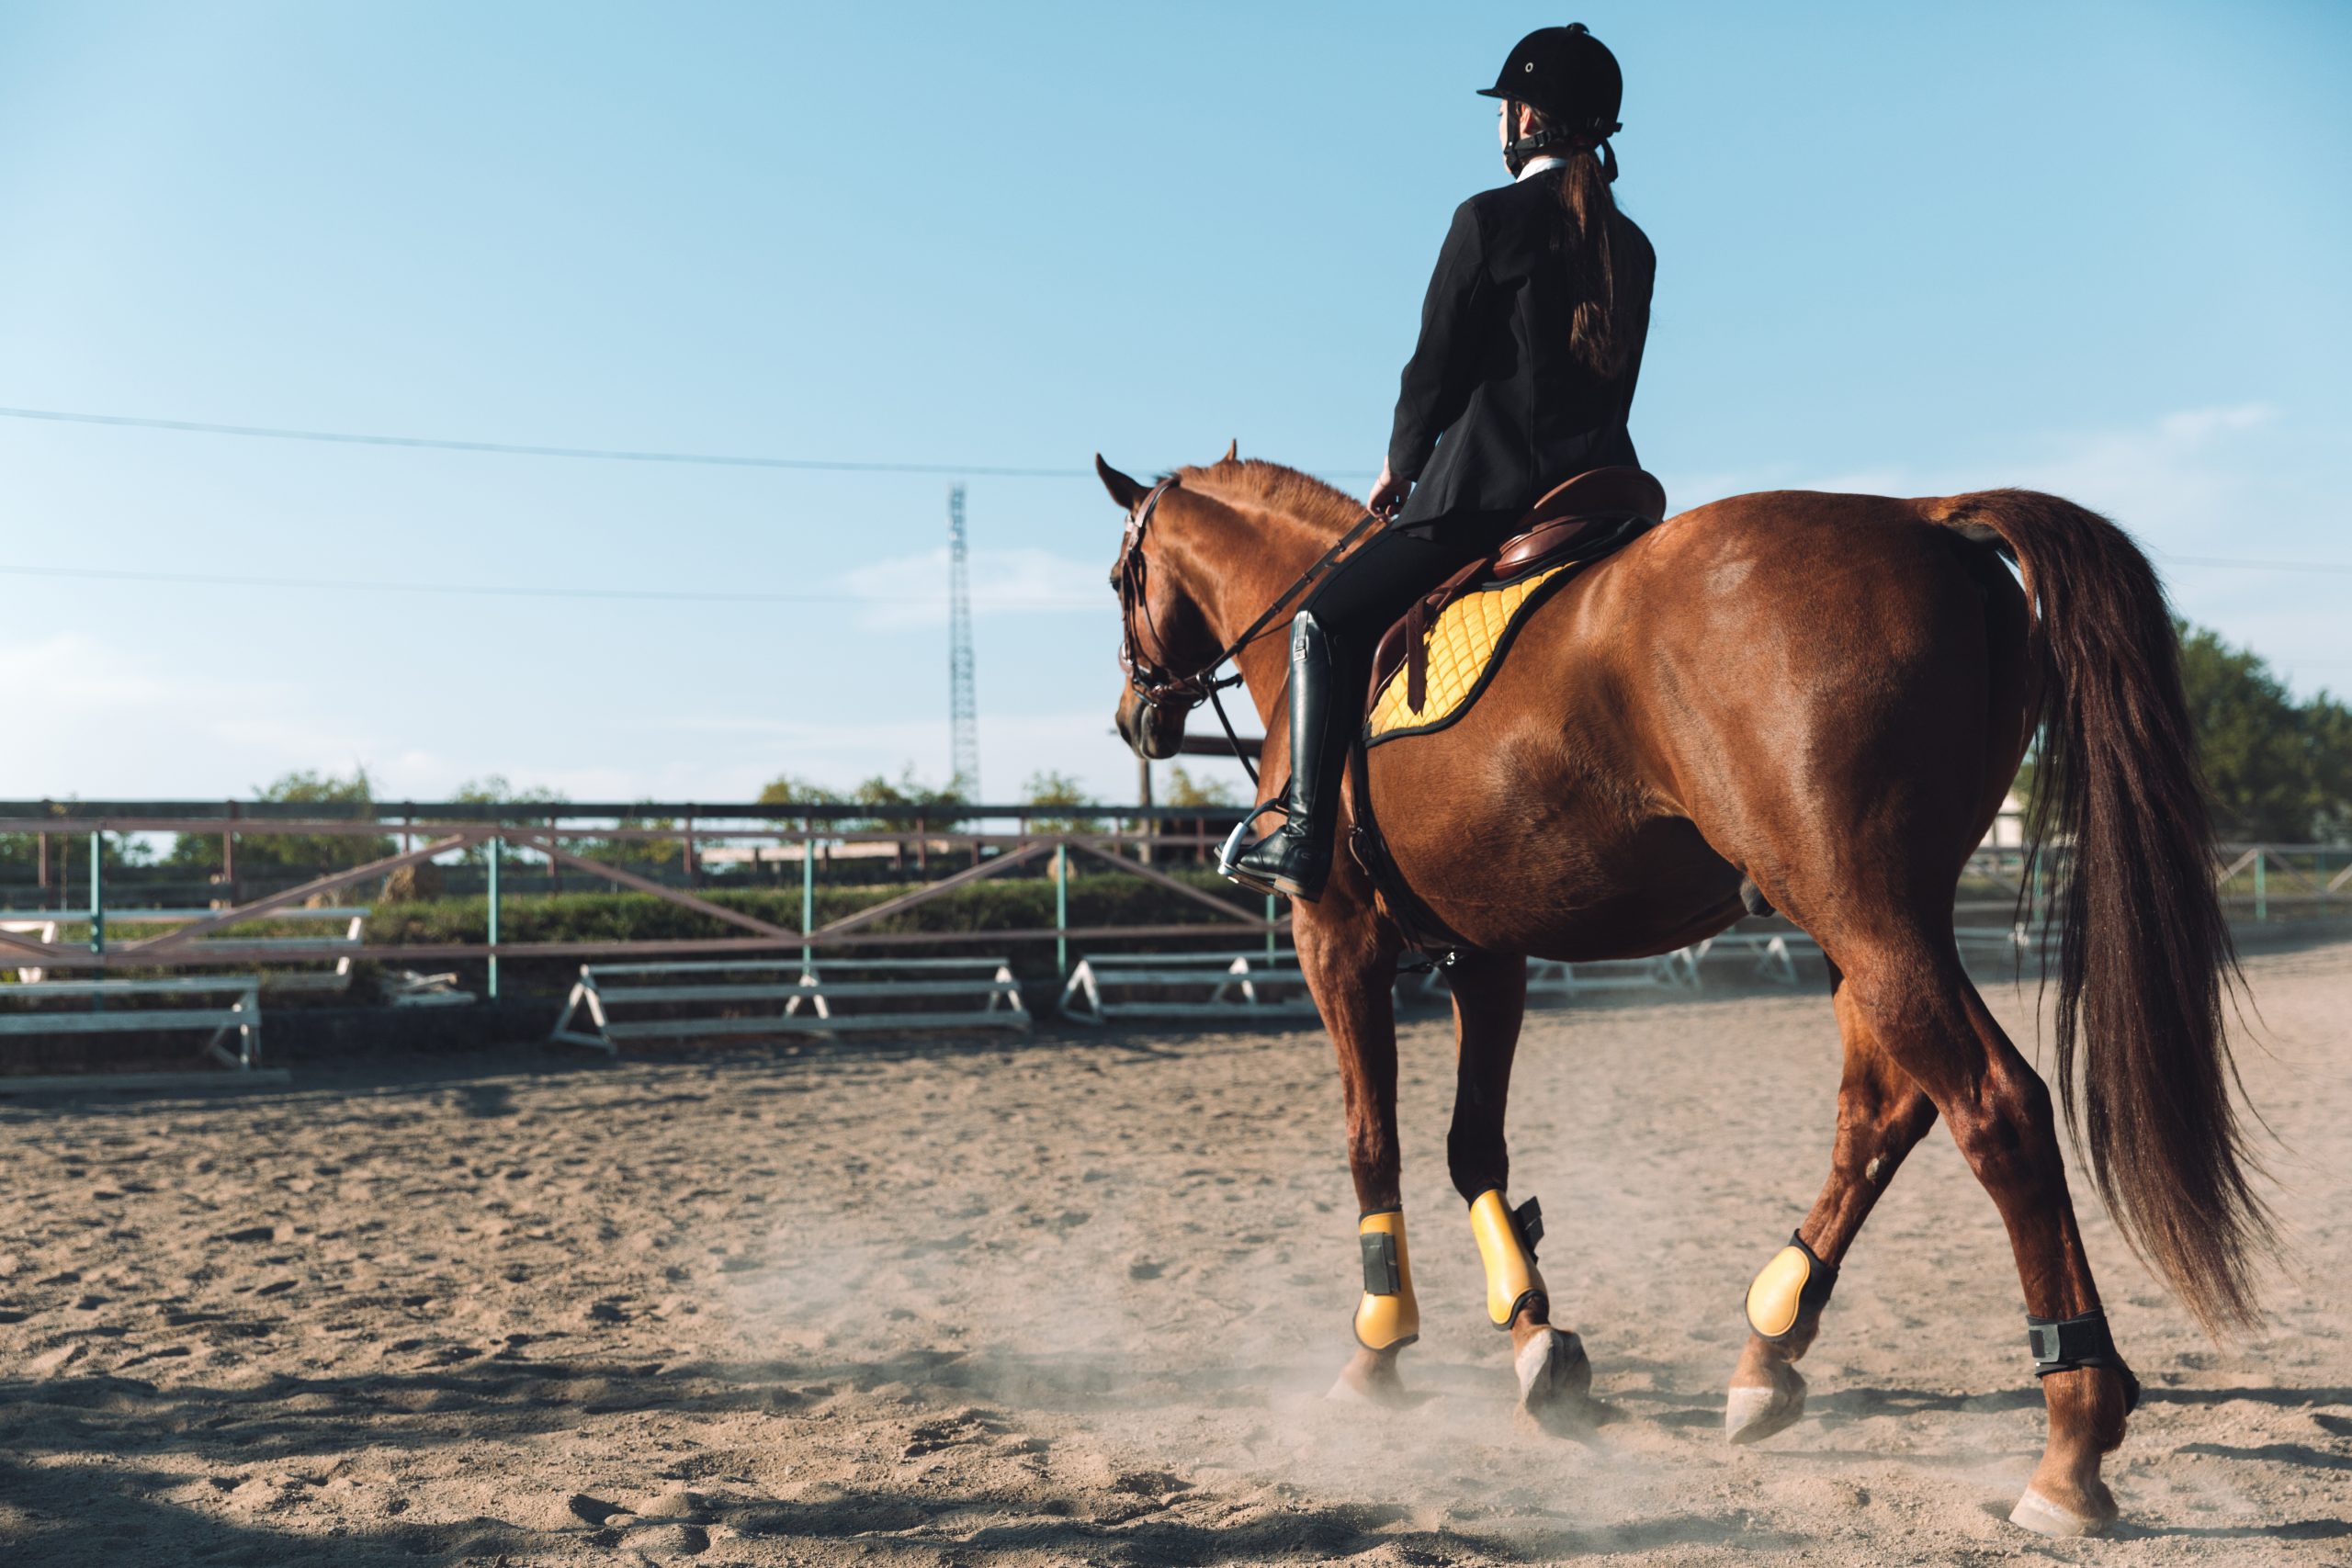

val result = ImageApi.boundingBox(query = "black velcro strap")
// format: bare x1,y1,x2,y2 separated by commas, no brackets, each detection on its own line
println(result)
2025,1310,2141,1412
1360,1230,1400,1296
1790,1230,1838,1318
1513,1196,1544,1259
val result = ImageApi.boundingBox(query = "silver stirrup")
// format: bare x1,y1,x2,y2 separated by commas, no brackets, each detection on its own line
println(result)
1216,799,1291,894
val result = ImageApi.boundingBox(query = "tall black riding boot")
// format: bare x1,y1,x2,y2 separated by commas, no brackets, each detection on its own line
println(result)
1222,610,1339,901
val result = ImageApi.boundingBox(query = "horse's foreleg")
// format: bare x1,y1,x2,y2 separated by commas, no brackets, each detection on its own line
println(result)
1303,918,1418,1407
1443,951,1591,1427
1726,966,1937,1444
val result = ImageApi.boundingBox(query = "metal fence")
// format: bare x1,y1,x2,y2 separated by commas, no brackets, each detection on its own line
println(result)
0,800,1272,998
1,801,2343,1000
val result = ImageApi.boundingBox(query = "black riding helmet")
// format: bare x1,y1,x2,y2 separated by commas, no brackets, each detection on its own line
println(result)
1479,22,1623,174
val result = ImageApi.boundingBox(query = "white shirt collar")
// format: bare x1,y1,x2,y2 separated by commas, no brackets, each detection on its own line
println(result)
1514,154,1569,182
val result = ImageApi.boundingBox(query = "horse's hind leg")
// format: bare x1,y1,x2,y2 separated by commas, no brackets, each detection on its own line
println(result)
1824,931,2133,1536
1726,963,1938,1444
1443,949,1592,1428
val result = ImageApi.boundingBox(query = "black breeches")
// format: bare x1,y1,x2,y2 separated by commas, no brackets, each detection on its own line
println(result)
1293,513,1523,781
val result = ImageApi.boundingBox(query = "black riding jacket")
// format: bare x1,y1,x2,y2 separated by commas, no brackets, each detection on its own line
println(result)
1387,168,1655,531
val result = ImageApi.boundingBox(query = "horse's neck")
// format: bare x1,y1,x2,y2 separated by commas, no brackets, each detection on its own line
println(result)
1170,493,1336,732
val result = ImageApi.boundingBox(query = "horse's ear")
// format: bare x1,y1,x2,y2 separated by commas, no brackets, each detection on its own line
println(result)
1222,439,1238,464
1095,454,1148,510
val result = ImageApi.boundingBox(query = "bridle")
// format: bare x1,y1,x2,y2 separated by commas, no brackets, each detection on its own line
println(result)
1113,476,1382,786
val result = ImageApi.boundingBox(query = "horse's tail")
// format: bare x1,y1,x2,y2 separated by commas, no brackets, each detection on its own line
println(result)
1925,489,2270,1331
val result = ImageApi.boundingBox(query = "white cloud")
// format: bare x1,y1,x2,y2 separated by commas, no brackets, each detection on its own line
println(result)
0,633,384,797
1667,403,2347,695
835,546,1108,630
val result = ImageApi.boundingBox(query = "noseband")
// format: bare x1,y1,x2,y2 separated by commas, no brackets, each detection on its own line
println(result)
1114,479,1213,714
1112,476,1385,784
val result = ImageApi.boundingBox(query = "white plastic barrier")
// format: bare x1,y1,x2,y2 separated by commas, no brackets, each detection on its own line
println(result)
1423,953,1690,1002
1,907,366,992
550,956,1028,1053
1060,950,1318,1024
0,975,274,1090
1525,953,1696,998
1954,923,2057,963
1683,931,1818,987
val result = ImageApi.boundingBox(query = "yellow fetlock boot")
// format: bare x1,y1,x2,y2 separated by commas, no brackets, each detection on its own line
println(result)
1467,1190,1548,1329
1744,1230,1838,1342
1352,1209,1421,1350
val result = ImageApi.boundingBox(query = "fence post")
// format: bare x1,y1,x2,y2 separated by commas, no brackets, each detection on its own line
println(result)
88,829,105,963
486,833,502,1001
1055,840,1069,976
2254,848,2267,923
1266,891,1278,960
801,824,815,967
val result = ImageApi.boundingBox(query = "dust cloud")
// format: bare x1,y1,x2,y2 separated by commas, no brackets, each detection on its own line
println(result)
2,942,2348,1563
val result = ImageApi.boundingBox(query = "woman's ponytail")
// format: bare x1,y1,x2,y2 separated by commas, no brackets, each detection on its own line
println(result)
1555,140,1631,379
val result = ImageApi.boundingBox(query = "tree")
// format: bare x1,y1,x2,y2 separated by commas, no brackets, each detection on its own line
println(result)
166,769,392,874
1163,763,1240,809
2018,622,2352,843
844,766,967,829
450,775,570,864
756,773,833,808
1022,769,1095,834
0,802,149,877
2175,624,2352,841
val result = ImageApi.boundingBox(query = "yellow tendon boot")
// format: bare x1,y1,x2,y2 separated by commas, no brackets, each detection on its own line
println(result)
1467,1190,1547,1330
1744,1231,1838,1342
1352,1210,1420,1351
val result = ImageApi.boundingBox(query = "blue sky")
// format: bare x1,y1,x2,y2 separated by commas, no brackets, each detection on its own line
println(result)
2,1,2346,805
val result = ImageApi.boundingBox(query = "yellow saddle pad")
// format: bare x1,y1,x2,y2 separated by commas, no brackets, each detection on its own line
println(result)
1366,565,1569,743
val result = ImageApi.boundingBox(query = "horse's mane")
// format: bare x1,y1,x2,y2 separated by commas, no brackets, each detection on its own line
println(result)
1173,457,1361,539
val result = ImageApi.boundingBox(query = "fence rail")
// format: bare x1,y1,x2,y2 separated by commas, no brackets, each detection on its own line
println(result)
0,803,2343,998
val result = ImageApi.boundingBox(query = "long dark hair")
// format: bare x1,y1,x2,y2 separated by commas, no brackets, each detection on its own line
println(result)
1515,104,1632,379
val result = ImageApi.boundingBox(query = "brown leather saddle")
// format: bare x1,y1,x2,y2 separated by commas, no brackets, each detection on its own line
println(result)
1368,466,1667,715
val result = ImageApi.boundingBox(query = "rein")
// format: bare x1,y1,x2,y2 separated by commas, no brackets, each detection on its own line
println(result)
1115,478,1383,787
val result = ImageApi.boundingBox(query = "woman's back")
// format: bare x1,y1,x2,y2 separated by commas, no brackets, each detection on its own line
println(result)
1391,173,1655,530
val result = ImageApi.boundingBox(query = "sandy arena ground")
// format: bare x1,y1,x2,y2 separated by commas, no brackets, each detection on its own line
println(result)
3,939,2348,1566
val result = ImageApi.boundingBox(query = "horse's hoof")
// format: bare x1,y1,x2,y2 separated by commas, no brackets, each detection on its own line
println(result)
1516,1328,1591,1409
1724,1360,1806,1445
1511,1328,1598,1433
2008,1485,2115,1539
1327,1348,1409,1407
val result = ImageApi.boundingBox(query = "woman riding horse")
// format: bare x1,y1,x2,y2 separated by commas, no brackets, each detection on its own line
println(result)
1227,22,1656,901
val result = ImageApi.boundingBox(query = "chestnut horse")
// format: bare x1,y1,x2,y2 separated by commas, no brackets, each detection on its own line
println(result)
1095,452,2267,1538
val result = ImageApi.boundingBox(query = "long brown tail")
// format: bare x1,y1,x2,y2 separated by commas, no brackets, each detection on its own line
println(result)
1932,488,2272,1332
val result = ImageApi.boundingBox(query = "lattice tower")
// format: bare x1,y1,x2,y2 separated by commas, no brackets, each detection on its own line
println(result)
946,484,979,796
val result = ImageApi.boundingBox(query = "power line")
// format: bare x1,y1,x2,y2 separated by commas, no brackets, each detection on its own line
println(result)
2156,553,2352,576
1,400,2343,577
0,403,1380,479
0,404,1102,478
4,539,2348,610
0,562,1103,609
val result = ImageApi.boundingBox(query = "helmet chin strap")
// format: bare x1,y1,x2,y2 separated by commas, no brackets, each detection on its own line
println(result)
1505,118,1623,181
